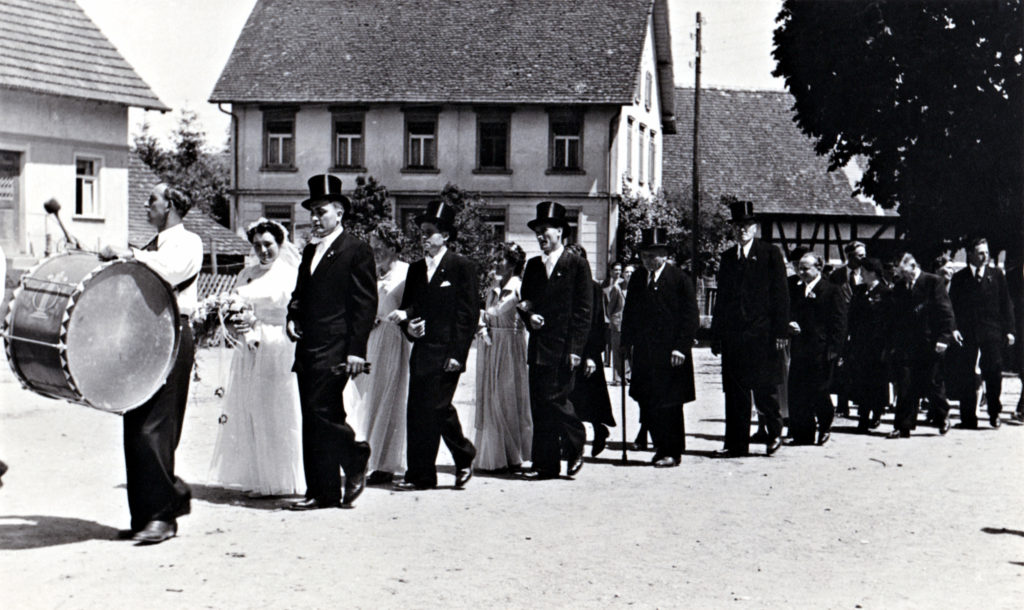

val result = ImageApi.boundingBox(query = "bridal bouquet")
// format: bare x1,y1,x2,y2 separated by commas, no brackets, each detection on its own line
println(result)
190,293,257,348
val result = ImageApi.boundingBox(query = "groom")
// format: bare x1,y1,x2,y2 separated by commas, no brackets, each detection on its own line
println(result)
286,174,377,509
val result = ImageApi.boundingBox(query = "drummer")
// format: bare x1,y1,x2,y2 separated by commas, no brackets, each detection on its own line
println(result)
99,183,202,545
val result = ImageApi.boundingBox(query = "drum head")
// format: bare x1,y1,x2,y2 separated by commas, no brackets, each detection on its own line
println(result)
64,262,178,412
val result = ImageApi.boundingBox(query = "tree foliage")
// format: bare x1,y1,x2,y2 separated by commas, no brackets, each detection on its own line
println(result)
133,110,231,225
773,0,1023,261
617,187,732,276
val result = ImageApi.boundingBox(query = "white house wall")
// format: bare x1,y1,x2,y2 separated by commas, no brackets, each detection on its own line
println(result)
0,88,130,257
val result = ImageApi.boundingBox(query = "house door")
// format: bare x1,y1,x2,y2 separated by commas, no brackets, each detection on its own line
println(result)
0,150,20,254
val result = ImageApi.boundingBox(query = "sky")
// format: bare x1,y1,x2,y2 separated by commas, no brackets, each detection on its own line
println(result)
76,0,786,149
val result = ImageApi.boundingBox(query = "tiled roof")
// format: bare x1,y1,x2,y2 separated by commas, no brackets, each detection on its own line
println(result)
128,156,250,256
663,88,895,218
0,0,167,110
211,0,656,107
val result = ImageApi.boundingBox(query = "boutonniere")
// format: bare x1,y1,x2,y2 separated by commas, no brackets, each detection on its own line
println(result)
806,291,817,299
913,303,926,314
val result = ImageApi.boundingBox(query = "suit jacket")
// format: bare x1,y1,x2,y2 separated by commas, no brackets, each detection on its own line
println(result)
570,279,615,425
847,281,893,401
949,265,1014,344
287,231,378,373
519,250,593,368
621,263,699,405
603,283,625,331
399,250,478,374
789,277,846,366
888,271,956,361
711,238,790,386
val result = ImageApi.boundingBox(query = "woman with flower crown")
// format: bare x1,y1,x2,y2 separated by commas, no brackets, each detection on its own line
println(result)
208,218,305,496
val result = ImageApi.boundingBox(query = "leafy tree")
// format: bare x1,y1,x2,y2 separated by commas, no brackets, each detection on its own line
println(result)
773,0,1023,262
617,187,732,276
132,110,231,225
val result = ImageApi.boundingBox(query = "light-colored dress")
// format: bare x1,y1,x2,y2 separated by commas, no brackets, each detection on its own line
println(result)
474,276,532,470
350,260,411,475
208,256,305,496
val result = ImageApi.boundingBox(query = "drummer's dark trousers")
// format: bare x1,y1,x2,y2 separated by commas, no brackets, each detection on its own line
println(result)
296,370,371,503
123,318,193,531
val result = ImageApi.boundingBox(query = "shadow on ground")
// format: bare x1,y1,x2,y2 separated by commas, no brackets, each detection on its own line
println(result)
0,515,120,549
191,483,297,511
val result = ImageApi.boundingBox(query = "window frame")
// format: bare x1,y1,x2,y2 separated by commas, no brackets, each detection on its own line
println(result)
648,130,656,186
261,107,297,171
262,203,296,241
330,108,366,172
547,109,584,174
625,117,634,181
644,71,653,111
638,123,646,186
74,155,101,218
403,108,440,173
474,108,512,174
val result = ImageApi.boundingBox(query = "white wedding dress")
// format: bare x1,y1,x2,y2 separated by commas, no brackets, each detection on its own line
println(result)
208,255,305,496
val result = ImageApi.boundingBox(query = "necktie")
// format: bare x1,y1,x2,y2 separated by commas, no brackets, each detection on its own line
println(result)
976,268,983,281
143,236,158,251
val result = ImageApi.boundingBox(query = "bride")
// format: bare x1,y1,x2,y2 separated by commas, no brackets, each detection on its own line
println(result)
208,218,305,496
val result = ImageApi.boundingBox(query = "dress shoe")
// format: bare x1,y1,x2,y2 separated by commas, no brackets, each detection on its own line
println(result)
342,471,367,508
592,428,609,457
868,416,882,430
712,448,747,459
392,480,434,491
566,454,584,477
990,416,1002,429
518,470,559,481
766,436,782,455
887,429,910,439
938,418,951,435
132,520,176,545
454,465,473,489
287,497,339,511
816,432,831,446
1013,411,1024,422
954,421,978,430
653,456,680,468
366,470,394,486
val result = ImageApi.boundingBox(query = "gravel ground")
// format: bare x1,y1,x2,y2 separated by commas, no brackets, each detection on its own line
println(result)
1,347,1022,609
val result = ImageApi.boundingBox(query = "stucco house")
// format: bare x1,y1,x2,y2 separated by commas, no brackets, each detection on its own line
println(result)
663,88,900,265
210,0,676,279
0,0,167,268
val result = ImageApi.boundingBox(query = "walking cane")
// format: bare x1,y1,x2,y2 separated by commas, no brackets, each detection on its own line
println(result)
620,346,628,464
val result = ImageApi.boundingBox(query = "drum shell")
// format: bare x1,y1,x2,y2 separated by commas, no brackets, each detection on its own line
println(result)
3,252,180,413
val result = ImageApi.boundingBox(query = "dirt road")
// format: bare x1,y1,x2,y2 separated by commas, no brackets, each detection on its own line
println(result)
1,348,1022,609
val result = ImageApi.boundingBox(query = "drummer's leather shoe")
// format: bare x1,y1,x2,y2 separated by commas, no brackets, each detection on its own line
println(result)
133,520,176,545
287,498,340,511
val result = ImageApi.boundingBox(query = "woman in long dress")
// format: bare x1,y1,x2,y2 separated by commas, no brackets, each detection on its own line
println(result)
474,243,532,472
351,223,411,486
208,219,305,496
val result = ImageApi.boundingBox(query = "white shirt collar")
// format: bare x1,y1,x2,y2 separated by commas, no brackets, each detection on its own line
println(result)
910,268,922,288
542,245,564,267
803,275,821,296
969,263,985,278
156,222,186,245
427,245,448,267
738,240,753,259
650,262,667,284
315,224,343,249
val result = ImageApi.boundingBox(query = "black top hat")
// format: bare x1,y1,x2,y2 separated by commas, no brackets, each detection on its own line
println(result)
728,199,757,224
415,200,457,232
527,201,569,231
640,227,671,250
301,174,351,211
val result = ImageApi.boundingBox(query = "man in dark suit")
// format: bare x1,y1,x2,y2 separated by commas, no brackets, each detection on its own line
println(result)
787,253,846,446
393,200,477,491
621,228,700,467
710,200,789,457
286,175,376,509
949,238,1015,429
518,201,592,479
886,252,956,438
828,241,866,417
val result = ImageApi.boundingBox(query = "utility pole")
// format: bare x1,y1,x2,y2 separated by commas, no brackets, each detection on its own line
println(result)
691,12,702,279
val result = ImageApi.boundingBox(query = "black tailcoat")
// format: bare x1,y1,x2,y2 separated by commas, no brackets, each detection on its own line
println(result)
286,230,377,502
621,263,699,407
846,281,893,409
570,279,615,427
519,250,592,473
398,249,478,487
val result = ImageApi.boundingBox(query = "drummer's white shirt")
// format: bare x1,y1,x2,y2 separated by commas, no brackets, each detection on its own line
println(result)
132,223,203,316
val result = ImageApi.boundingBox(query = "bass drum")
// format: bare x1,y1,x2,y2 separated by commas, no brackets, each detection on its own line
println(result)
3,252,180,413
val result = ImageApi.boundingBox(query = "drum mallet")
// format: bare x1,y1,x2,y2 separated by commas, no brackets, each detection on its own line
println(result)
43,198,81,250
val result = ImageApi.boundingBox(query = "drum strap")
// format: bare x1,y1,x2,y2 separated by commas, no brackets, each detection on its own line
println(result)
142,236,199,294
